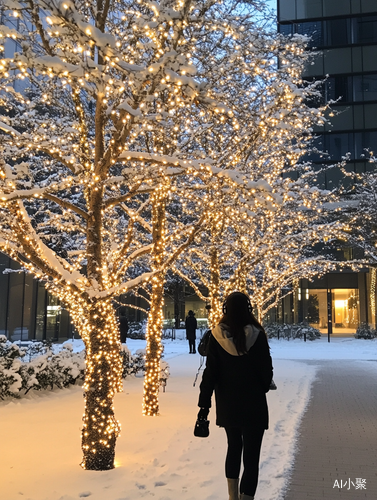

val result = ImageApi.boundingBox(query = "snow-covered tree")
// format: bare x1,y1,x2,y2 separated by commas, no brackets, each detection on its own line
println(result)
0,0,282,469
340,155,377,264
173,172,350,323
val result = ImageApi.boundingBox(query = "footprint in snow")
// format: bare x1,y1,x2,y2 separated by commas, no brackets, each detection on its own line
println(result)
200,480,212,487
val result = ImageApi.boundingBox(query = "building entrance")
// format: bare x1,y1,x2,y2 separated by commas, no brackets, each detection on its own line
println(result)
308,288,360,335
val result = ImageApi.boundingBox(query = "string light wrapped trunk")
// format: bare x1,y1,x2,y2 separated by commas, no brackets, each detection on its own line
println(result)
143,182,168,416
78,301,123,470
209,246,222,327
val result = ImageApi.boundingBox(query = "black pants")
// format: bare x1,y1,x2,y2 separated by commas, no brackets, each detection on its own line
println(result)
188,339,196,353
224,426,265,497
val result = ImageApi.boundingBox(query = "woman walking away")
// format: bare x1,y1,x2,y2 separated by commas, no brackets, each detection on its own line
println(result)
185,310,197,353
197,291,273,500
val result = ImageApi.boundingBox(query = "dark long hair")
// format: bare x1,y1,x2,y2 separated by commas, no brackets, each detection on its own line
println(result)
220,291,266,355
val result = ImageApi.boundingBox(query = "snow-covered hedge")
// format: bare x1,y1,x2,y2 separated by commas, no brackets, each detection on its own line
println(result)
0,336,25,399
265,323,321,341
0,337,148,400
120,346,145,377
128,320,146,339
354,323,377,339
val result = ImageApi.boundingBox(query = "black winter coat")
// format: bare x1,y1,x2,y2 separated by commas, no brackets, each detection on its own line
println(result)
198,330,273,429
185,316,197,340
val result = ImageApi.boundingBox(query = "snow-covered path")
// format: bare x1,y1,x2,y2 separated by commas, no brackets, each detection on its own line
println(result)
0,337,375,500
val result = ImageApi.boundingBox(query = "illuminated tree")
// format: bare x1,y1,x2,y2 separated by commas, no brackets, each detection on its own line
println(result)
173,173,350,323
340,155,377,264
0,0,282,468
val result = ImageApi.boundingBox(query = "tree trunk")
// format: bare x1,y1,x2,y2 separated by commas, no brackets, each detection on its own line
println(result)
143,184,168,416
79,301,123,470
234,257,247,294
209,247,222,327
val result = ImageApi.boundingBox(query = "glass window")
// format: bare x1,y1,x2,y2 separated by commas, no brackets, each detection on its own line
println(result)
365,103,377,128
46,293,61,340
363,46,377,72
297,0,322,19
325,165,345,189
324,48,352,74
325,132,352,160
355,131,377,158
35,282,46,340
351,0,361,15
23,274,35,341
353,75,364,101
0,253,10,336
323,0,351,17
7,264,24,342
296,21,323,47
333,289,359,333
353,16,377,44
364,131,377,155
279,0,295,21
363,74,377,101
329,106,354,131
326,76,352,102
59,308,71,340
279,24,293,37
325,19,350,47
303,52,324,78
355,131,365,158
352,46,363,72
361,0,377,14
308,290,328,332
353,104,365,128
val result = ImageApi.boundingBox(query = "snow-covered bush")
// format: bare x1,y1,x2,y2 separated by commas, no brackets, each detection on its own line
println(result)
265,323,321,341
197,320,209,337
24,343,86,393
0,335,24,399
354,323,377,339
293,323,321,341
265,323,283,339
0,339,149,399
162,319,175,339
120,346,146,377
128,321,146,340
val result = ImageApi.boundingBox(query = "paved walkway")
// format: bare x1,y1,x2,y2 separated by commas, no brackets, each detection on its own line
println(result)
283,360,377,500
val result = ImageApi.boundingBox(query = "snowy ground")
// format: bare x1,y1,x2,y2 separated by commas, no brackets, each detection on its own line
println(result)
1,335,376,500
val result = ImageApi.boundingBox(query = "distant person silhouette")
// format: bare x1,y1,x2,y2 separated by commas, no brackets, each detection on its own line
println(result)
185,310,197,353
119,309,129,343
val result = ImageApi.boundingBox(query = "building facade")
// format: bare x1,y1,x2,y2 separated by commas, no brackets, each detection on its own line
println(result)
277,0,377,335
0,252,75,342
